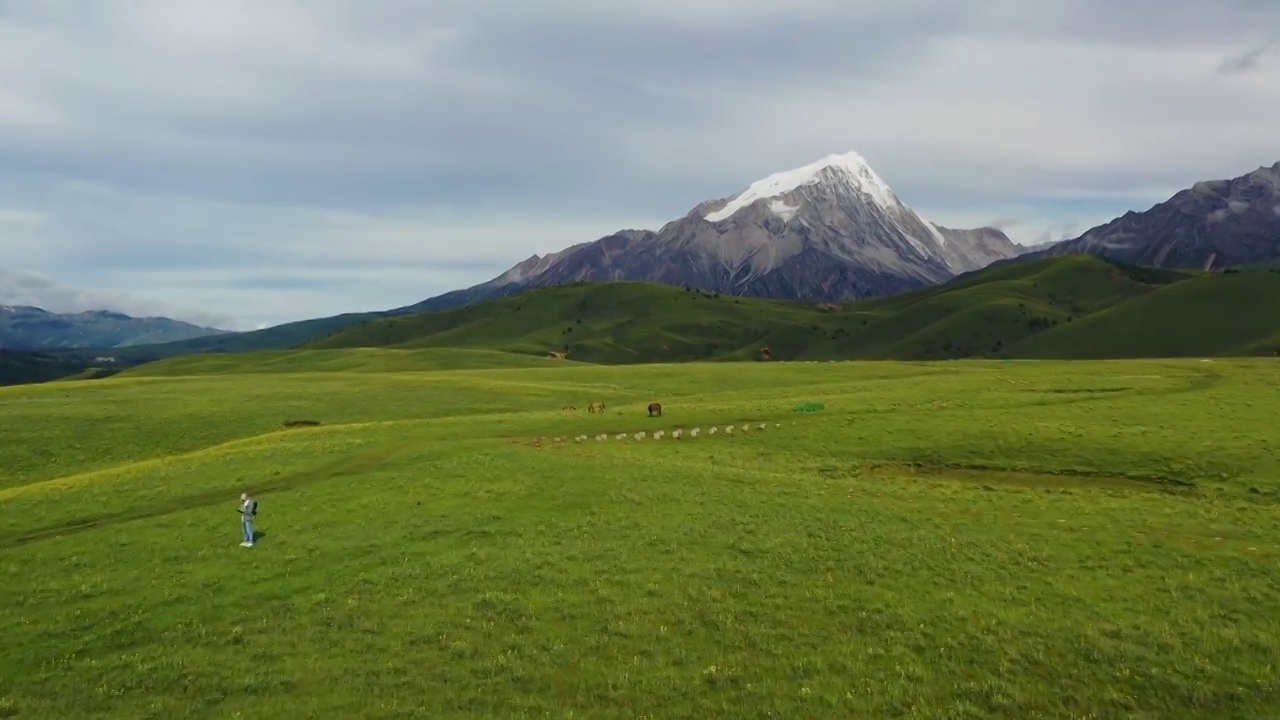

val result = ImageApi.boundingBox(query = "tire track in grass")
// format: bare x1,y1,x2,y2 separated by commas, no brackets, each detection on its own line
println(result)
0,439,421,550
0,419,434,502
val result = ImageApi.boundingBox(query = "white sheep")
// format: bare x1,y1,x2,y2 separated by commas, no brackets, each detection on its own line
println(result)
672,429,682,439
690,428,699,437
634,431,646,440
741,424,750,432
758,423,765,430
616,433,626,441
709,427,717,435
725,426,734,435
653,430,664,439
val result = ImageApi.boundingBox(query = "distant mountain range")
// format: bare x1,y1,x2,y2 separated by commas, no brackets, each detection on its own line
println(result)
0,305,226,350
8,255,1279,388
4,153,1277,379
203,256,1280,366
409,152,1032,312
1018,161,1280,269
412,155,1280,313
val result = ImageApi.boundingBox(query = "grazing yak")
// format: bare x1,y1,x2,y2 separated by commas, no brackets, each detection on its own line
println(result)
647,402,662,417
588,401,606,413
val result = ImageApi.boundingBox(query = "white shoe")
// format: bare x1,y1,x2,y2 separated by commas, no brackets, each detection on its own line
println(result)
240,541,253,547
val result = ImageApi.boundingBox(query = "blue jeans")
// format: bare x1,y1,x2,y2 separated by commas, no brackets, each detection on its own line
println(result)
242,515,255,543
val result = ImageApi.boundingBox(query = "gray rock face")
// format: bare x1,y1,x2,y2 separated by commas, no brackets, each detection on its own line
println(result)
932,225,1040,273
1028,162,1280,269
409,152,1022,311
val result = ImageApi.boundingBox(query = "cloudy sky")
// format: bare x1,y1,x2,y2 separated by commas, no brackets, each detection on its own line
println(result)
2,1,1277,329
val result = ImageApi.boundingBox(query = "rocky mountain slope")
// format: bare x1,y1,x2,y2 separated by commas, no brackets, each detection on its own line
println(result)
1024,161,1280,269
409,152,1027,311
0,305,227,350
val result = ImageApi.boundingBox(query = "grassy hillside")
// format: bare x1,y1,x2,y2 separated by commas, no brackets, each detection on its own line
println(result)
306,255,1280,362
1015,270,1280,358
2,358,1279,718
307,281,819,362
14,255,1278,387
36,306,455,376
126,347,587,377
0,349,111,387
69,310,395,366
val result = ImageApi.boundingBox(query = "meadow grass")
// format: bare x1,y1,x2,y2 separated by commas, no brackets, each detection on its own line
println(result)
2,351,1279,718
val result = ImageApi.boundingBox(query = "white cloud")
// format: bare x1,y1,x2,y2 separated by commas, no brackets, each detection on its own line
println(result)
0,0,1276,327
3,184,667,327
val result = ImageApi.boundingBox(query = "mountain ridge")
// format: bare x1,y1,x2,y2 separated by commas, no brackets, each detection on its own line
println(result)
1020,161,1280,269
12,255,1280,387
297,254,1280,363
404,151,1028,312
0,305,227,350
12,157,1278,368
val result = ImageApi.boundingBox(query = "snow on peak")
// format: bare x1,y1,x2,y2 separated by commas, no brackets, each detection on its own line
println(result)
703,150,900,223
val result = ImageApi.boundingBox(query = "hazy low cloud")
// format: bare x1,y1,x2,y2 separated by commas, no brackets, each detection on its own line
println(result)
0,267,235,329
1,0,1277,327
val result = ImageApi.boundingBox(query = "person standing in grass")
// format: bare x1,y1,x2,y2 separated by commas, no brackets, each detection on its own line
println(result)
239,492,258,547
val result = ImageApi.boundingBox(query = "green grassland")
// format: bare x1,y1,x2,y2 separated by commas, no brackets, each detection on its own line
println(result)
306,256,1280,362
7,256,1279,389
3,350,1280,718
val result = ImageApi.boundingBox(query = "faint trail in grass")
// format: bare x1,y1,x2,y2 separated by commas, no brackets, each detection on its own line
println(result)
0,419,444,502
855,462,1203,495
836,368,1226,417
0,440,420,549
1017,368,1223,409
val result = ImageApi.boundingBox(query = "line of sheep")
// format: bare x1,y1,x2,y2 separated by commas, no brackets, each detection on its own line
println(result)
540,421,782,444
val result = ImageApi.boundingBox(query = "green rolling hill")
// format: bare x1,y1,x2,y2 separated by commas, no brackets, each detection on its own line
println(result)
1011,269,1280,358
123,346,586,377
303,255,1280,363
9,255,1280,385
91,310,391,362
0,350,117,386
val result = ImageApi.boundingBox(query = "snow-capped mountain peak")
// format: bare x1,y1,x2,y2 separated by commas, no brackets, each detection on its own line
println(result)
409,149,1025,313
703,150,900,222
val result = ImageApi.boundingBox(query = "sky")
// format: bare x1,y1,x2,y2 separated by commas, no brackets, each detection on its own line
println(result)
1,1,1277,330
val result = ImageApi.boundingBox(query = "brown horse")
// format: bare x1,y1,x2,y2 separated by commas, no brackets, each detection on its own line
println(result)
588,401,606,413
647,402,662,417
